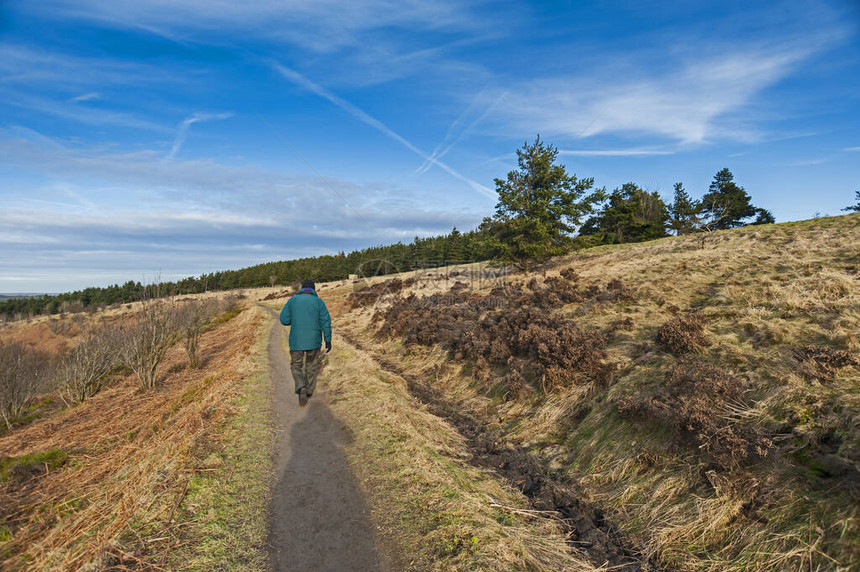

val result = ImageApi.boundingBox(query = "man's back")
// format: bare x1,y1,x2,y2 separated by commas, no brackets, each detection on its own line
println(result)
280,289,332,351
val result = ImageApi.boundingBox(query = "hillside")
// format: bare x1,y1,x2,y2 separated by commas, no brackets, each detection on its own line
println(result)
0,296,273,570
327,213,859,570
1,214,857,571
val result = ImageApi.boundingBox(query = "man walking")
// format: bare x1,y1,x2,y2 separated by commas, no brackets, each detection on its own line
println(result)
279,279,332,406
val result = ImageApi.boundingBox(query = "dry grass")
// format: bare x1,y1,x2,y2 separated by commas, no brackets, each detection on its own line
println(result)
336,213,860,571
0,298,268,570
317,315,597,571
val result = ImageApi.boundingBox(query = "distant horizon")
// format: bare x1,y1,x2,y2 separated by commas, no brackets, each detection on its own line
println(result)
0,293,58,298
2,0,858,292
1,210,855,297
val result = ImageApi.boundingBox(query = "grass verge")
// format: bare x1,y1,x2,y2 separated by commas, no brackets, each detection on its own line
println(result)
169,306,272,570
0,300,269,570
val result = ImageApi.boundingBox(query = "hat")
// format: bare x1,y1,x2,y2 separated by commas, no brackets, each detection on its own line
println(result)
301,279,315,290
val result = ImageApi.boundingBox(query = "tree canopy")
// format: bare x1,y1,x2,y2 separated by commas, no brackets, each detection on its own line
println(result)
580,183,669,244
668,182,700,235
751,208,776,225
481,135,599,264
699,168,758,229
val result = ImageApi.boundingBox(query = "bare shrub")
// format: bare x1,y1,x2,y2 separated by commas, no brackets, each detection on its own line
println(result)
220,294,240,314
655,312,709,354
175,300,219,368
48,317,74,336
348,277,404,309
793,345,857,382
121,300,178,390
0,341,51,429
617,360,772,468
56,324,121,404
376,277,616,394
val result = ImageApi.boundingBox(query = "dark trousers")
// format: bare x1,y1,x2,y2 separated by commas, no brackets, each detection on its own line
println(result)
290,348,321,394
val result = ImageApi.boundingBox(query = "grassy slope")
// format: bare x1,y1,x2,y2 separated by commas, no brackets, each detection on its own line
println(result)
170,305,271,570
324,329,594,570
0,302,271,570
339,214,860,571
1,215,856,570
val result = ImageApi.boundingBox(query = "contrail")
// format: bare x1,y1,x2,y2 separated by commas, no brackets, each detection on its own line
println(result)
271,62,496,200
414,98,481,176
167,112,232,159
414,91,505,177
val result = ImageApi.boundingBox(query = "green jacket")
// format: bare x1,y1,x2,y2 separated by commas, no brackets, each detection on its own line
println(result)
279,289,332,351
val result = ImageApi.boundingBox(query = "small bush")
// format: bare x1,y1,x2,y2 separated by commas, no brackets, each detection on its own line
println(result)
121,300,179,390
208,297,243,327
176,300,221,368
0,341,52,429
558,268,580,281
655,312,709,354
793,345,856,382
56,324,121,404
617,360,772,468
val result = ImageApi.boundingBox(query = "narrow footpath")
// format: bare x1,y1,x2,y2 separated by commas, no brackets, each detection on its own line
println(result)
265,310,391,571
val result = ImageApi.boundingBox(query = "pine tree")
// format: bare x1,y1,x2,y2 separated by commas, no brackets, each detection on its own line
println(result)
579,183,669,244
700,168,757,229
751,208,776,225
668,182,700,235
481,135,599,265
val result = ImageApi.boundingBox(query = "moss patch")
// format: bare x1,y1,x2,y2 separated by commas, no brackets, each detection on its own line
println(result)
0,449,69,483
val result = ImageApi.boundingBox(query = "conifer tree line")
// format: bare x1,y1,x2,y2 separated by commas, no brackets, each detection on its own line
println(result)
8,135,850,320
0,229,487,319
577,167,775,247
478,136,776,263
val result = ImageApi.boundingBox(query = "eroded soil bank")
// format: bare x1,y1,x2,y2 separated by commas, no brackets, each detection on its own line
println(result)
342,331,661,572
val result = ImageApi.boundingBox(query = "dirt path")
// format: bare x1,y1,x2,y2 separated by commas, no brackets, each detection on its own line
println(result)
265,310,391,572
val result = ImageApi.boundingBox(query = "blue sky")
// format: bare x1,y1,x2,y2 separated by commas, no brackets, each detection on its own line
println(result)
1,0,858,292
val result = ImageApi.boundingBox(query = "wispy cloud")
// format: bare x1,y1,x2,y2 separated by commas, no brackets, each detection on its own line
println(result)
2,90,171,132
844,146,860,152
167,112,232,159
558,148,674,157
70,92,100,102
0,44,181,89
482,40,826,145
0,44,188,132
787,157,830,166
272,62,495,199
25,0,483,53
0,128,484,261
